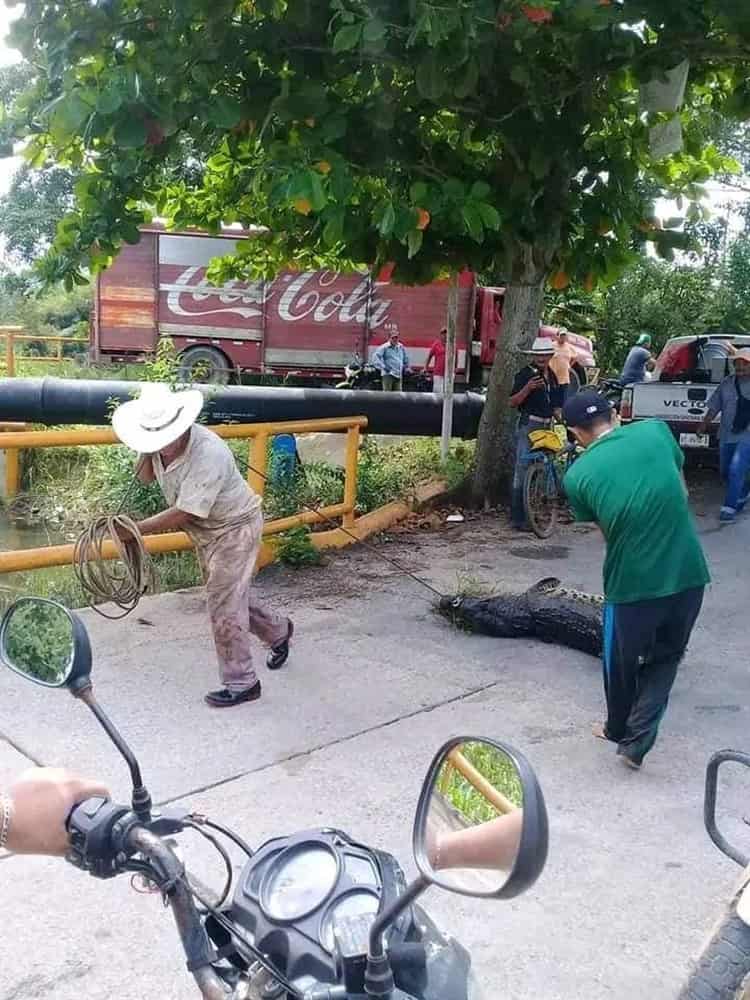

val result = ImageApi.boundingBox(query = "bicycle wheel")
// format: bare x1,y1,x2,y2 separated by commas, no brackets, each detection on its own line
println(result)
524,459,558,538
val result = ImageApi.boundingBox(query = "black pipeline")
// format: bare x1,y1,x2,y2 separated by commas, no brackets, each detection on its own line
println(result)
0,377,485,438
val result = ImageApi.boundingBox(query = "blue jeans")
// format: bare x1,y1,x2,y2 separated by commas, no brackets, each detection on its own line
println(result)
720,440,750,512
511,424,535,527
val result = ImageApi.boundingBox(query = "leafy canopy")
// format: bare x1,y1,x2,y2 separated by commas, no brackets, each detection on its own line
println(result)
7,0,750,291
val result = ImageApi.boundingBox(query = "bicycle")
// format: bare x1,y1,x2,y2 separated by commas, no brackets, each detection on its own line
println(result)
522,428,581,538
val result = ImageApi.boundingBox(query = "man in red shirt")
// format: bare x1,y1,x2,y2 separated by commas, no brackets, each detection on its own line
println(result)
426,328,448,394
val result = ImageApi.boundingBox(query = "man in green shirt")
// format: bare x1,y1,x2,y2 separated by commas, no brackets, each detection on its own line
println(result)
563,390,710,770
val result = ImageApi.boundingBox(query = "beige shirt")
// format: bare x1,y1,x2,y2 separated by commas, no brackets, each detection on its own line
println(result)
549,343,579,385
153,424,261,549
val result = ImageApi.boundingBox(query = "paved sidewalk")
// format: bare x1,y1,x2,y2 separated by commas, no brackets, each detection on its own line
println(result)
2,493,749,999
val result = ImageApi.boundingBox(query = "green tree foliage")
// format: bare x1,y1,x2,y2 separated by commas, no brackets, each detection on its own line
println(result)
6,1,750,501
549,233,750,375
0,165,77,265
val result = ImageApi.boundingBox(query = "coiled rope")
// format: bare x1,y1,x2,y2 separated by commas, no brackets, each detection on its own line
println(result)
73,515,155,620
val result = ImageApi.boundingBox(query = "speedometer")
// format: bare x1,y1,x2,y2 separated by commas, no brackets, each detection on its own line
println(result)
261,844,339,922
320,890,381,953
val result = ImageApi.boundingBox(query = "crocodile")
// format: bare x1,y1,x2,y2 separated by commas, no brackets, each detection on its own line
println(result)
439,577,604,658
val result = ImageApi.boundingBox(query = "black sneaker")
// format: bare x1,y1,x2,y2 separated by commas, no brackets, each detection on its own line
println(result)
267,620,294,671
617,748,642,771
204,681,261,708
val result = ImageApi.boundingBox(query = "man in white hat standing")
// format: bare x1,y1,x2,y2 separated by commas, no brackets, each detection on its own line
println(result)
509,337,565,530
112,384,293,708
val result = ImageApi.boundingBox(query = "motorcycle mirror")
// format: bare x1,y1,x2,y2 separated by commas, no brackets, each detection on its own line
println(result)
0,597,152,822
0,597,91,691
412,736,548,899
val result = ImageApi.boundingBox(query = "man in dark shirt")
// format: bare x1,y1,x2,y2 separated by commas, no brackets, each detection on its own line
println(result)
509,337,565,529
620,332,656,384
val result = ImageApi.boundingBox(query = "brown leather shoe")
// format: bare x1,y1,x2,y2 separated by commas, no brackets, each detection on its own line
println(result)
204,682,261,708
267,620,294,671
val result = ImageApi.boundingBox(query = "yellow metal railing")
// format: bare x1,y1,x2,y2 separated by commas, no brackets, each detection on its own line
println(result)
0,416,366,574
1,328,89,377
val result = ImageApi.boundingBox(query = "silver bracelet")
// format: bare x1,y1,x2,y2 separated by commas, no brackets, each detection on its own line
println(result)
0,792,13,851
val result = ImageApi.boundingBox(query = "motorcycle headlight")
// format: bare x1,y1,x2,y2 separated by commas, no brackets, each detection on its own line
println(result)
467,967,486,1000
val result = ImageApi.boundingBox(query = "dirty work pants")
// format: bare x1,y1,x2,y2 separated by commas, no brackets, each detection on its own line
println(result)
602,587,704,764
198,513,288,693
382,373,403,392
719,440,750,512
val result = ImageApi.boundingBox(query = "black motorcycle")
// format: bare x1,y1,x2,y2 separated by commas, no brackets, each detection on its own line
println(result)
0,598,549,1000
679,751,750,999
336,362,434,394
596,377,625,411
336,362,383,391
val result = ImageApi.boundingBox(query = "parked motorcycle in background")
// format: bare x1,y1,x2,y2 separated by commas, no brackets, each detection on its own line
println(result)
0,598,549,1000
336,362,383,391
336,361,434,394
679,750,750,999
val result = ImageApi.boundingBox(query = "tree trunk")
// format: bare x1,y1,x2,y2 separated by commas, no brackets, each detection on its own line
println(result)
440,272,459,462
471,273,546,507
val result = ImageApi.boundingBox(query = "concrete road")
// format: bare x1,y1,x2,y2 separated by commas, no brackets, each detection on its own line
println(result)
2,484,750,1000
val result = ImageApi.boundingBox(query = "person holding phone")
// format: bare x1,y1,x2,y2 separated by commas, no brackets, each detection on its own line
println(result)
509,338,565,530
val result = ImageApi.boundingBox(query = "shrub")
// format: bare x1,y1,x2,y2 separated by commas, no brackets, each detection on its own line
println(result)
273,527,323,568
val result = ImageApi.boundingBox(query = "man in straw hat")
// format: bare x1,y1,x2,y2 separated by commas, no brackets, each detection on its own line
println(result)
509,336,565,530
112,383,293,708
698,347,750,523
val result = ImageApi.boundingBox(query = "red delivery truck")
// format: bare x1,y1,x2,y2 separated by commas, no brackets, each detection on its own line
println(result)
91,226,597,387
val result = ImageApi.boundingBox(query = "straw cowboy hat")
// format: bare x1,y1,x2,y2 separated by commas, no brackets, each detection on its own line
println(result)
523,337,555,356
112,383,204,454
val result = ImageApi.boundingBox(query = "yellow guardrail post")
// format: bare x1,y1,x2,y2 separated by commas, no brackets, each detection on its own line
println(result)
0,328,23,378
343,424,360,529
0,423,26,499
248,432,268,496
5,448,19,499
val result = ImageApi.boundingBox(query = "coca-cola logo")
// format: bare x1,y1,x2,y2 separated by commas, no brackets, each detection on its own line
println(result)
163,268,393,328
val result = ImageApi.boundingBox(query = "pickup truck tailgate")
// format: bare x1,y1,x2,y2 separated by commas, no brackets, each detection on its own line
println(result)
624,382,713,421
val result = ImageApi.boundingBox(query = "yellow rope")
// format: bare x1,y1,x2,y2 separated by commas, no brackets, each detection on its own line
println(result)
73,515,156,619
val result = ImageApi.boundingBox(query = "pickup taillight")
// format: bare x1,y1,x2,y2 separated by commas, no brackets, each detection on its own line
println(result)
620,387,633,421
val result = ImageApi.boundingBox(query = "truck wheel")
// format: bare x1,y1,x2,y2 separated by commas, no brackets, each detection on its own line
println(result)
679,911,750,1000
178,346,232,385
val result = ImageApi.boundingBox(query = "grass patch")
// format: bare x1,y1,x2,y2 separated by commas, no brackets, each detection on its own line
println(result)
0,551,201,614
273,527,323,568
453,570,498,600
438,741,524,824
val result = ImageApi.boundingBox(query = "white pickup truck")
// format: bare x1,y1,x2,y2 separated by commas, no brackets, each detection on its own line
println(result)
620,334,750,454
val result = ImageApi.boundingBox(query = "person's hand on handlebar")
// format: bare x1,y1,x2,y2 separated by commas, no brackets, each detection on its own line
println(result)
3,768,110,856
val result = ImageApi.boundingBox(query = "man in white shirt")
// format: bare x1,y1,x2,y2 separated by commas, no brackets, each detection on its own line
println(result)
548,329,582,401
112,384,293,708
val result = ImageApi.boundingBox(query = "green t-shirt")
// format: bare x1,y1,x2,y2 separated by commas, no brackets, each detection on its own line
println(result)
563,420,710,604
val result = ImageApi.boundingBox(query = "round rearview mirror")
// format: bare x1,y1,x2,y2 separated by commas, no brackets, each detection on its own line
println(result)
413,737,548,899
0,598,78,687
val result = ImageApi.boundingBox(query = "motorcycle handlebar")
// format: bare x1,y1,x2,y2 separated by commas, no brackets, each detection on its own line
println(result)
126,826,228,999
704,750,750,868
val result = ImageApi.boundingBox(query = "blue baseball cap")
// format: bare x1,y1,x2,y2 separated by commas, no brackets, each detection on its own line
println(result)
562,390,613,428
